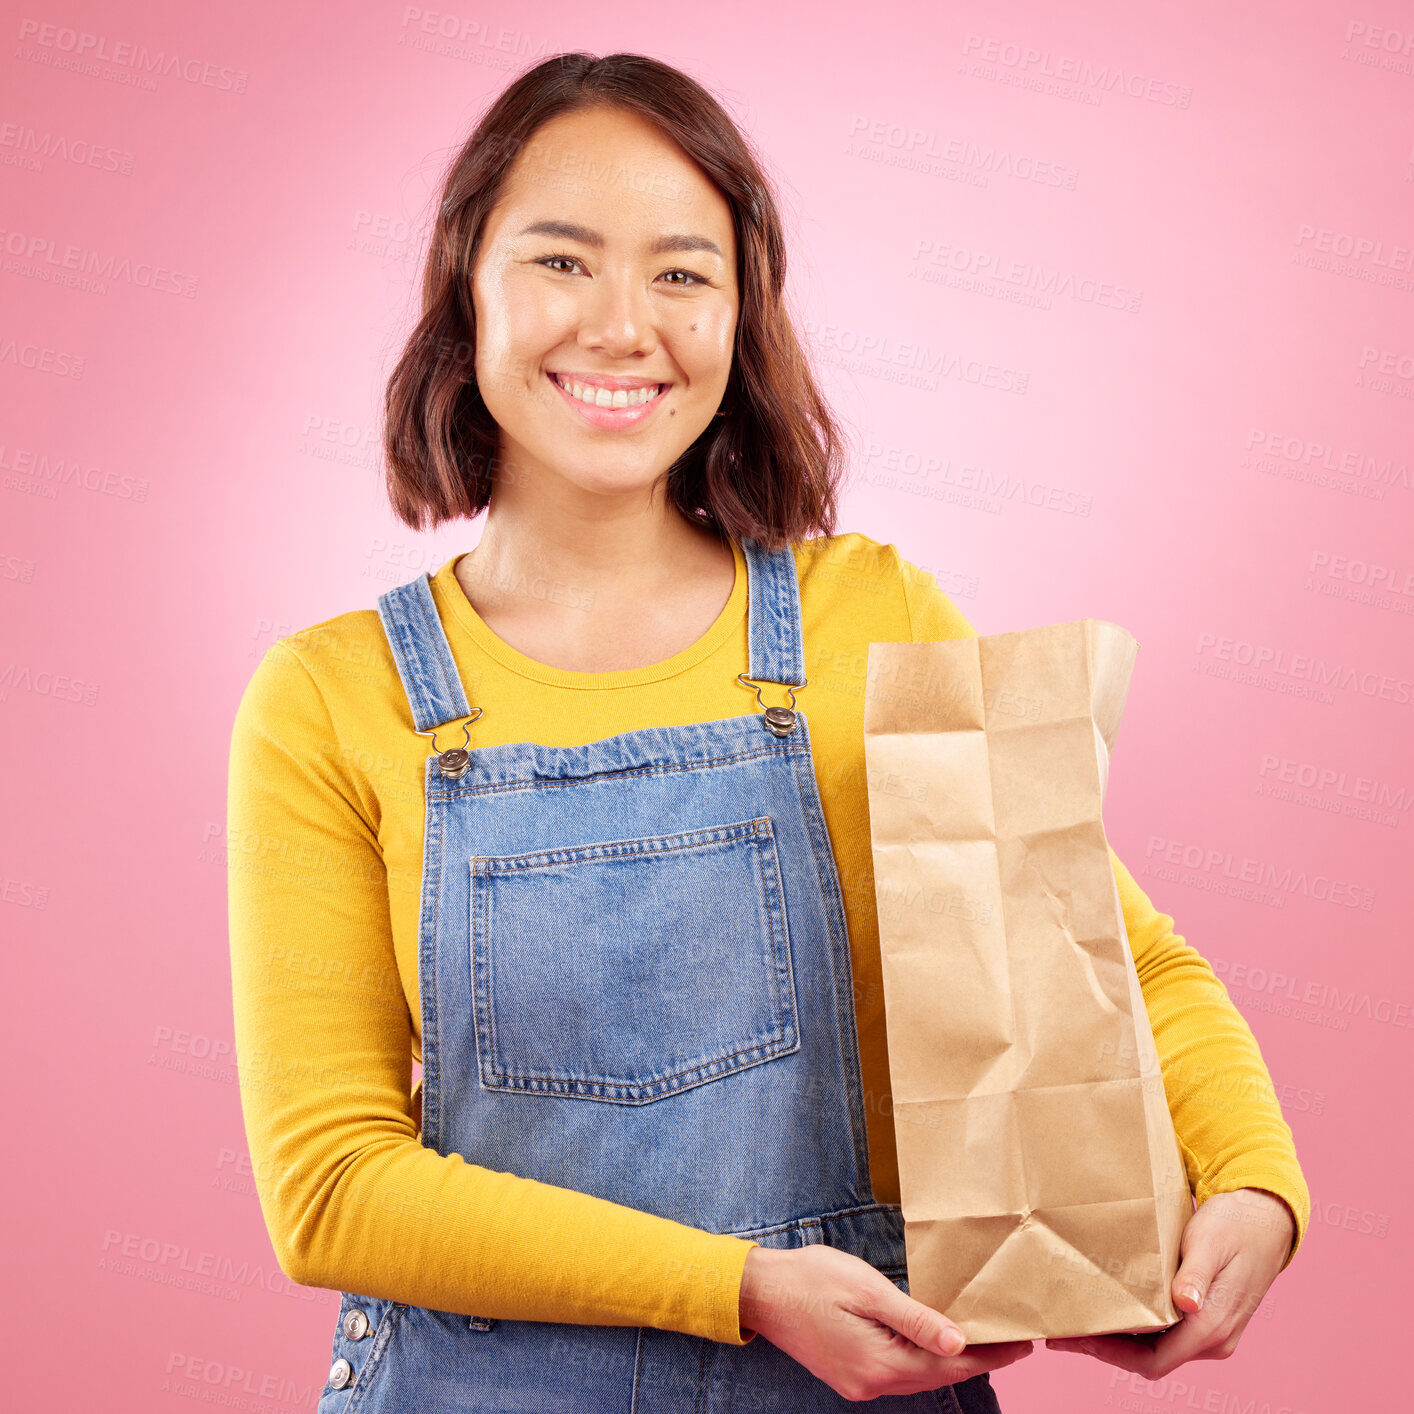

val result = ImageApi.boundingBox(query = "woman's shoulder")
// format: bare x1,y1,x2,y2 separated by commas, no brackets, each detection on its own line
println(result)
232,587,409,747
791,530,979,642
785,531,911,649
791,528,897,574
789,529,907,601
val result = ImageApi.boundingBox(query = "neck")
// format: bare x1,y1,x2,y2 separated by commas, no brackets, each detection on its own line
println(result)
463,449,727,602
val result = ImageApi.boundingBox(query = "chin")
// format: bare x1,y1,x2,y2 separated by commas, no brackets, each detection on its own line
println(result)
568,470,666,498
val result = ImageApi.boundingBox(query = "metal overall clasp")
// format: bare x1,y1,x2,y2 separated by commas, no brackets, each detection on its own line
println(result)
415,708,483,779
738,672,807,737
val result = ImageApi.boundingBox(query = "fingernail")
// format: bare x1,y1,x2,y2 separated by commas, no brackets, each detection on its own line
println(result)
1181,1283,1204,1308
939,1327,966,1356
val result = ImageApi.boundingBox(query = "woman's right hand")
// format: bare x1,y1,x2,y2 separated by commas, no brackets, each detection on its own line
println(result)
739,1244,1033,1402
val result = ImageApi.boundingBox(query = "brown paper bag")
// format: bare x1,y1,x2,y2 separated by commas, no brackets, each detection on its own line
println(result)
862,619,1192,1342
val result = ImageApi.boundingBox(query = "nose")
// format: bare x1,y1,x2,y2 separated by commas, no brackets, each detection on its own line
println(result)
575,270,658,360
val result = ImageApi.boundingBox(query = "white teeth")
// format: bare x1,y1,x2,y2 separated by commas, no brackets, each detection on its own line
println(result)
553,374,662,409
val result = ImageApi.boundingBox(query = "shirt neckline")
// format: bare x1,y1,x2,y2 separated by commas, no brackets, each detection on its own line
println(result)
431,536,748,690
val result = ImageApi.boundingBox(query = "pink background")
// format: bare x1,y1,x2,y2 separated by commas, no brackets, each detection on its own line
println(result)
4,2,1410,1409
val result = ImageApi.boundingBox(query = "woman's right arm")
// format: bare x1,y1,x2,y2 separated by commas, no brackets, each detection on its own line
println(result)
227,640,758,1345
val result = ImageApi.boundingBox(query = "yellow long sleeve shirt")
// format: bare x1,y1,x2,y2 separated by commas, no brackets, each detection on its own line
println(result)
227,531,1310,1348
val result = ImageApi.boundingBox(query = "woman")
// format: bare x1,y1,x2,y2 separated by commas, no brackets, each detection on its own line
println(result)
228,52,1308,1411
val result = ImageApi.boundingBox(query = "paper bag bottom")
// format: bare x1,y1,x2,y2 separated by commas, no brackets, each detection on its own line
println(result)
904,1181,1192,1342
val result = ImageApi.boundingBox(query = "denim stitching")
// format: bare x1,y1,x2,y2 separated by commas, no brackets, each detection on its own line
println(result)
407,590,449,729
744,536,803,687
725,1199,903,1241
743,535,765,683
428,740,807,800
470,820,799,1101
478,1034,798,1102
751,820,797,1052
787,712,874,1192
471,846,496,1098
629,1327,646,1414
343,1302,405,1413
378,591,432,732
380,578,471,732
692,1336,713,1414
419,767,443,1150
472,816,772,870
477,901,793,1092
411,574,469,724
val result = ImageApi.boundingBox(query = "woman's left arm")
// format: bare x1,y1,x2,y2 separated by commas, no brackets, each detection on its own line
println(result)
891,544,1311,1378
1042,851,1308,1377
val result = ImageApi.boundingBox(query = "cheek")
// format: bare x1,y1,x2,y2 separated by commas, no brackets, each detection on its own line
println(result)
473,274,564,378
679,303,736,376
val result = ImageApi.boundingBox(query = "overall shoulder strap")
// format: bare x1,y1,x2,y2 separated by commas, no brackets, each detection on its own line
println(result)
376,574,472,732
741,535,806,687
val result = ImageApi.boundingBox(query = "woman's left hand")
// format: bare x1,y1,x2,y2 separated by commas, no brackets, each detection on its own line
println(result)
1044,1187,1296,1379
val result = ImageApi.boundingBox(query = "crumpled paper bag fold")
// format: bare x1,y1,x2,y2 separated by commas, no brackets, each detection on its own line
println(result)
863,619,1191,1342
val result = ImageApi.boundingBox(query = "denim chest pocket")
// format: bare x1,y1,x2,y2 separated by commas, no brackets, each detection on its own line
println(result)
469,815,800,1103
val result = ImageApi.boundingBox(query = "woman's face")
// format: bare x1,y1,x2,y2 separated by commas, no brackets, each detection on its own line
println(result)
470,105,740,504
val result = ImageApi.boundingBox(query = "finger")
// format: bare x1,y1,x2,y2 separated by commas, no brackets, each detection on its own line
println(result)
861,1282,968,1357
878,1340,1037,1393
961,1339,1036,1373
900,1340,1035,1378
1045,1328,1160,1355
1045,1306,1228,1379
1172,1238,1228,1316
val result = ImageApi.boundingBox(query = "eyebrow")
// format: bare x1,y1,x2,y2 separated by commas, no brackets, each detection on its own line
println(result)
515,219,723,259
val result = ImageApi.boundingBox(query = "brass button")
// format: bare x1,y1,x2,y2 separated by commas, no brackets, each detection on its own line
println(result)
342,1308,371,1341
763,706,796,737
439,747,470,779
328,1358,354,1390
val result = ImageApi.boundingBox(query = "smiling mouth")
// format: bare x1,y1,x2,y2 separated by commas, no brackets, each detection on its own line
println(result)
547,372,669,410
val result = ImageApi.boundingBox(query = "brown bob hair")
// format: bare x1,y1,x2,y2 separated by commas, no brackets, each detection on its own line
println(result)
382,51,844,553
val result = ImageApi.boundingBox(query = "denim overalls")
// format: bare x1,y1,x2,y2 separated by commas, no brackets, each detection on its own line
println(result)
316,536,1002,1413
